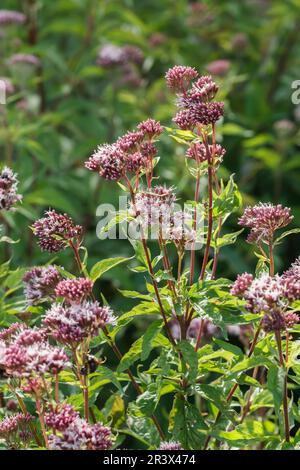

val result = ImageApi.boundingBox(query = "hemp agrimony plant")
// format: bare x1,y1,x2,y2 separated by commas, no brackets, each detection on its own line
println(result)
1,66,300,451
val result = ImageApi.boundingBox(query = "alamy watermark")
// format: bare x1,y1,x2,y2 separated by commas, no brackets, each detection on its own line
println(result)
95,195,205,251
0,80,7,105
291,80,300,105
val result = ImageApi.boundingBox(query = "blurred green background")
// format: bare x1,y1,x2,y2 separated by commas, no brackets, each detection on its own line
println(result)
1,0,300,314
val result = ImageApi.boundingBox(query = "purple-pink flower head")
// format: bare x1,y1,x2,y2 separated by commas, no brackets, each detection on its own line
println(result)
43,301,116,345
23,265,61,305
0,326,70,377
0,166,22,211
85,144,126,181
0,413,32,442
159,441,183,450
0,10,26,25
165,65,198,93
116,131,144,153
125,152,147,174
55,278,93,303
230,273,254,297
137,119,163,139
8,53,40,67
186,142,226,164
189,75,219,102
184,100,224,126
238,203,293,244
173,109,196,130
133,185,176,224
48,417,112,450
206,59,231,76
32,210,82,253
0,77,15,95
45,404,79,432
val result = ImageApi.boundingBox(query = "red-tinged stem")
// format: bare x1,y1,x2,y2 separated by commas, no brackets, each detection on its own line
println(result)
124,175,176,347
7,383,42,447
55,374,59,404
269,240,275,277
69,239,85,275
203,321,262,450
275,330,290,443
189,170,201,285
35,397,49,449
200,136,214,280
83,375,89,422
194,319,204,352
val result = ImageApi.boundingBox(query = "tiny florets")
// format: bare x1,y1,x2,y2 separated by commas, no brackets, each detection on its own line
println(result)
45,404,79,432
48,417,112,450
186,142,225,163
159,441,183,450
137,119,163,139
85,143,126,180
43,301,116,345
0,167,22,211
165,65,198,92
23,266,61,305
238,203,293,244
32,210,82,253
8,53,40,66
55,278,93,303
189,75,219,102
230,273,254,297
0,10,26,25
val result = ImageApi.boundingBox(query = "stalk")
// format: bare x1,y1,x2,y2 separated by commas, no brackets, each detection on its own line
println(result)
124,174,176,347
35,396,49,449
203,321,262,449
7,382,42,447
189,169,201,285
69,241,165,439
275,331,290,443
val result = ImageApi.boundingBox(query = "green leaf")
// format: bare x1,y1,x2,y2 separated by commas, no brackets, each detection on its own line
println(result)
117,333,169,372
90,256,132,282
136,383,158,416
169,395,207,449
141,320,163,361
177,340,199,382
274,228,300,246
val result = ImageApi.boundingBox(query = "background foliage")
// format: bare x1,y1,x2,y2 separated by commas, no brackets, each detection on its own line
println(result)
0,0,300,449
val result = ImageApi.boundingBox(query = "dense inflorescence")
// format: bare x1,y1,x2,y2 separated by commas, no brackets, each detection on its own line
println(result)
23,266,62,305
0,167,22,211
238,203,293,244
55,278,94,303
0,325,70,377
43,301,116,345
32,210,82,252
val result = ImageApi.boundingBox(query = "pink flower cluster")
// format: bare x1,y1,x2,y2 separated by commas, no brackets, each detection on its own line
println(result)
0,10,26,25
0,167,22,211
8,53,40,67
186,142,226,165
0,413,32,446
85,119,162,181
238,203,293,244
133,185,176,225
45,404,79,432
23,265,61,305
46,404,112,450
43,301,116,345
166,66,224,129
55,277,93,303
96,43,143,68
159,441,183,450
231,268,300,333
32,210,82,253
0,325,70,377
